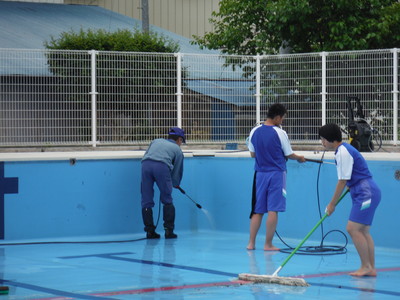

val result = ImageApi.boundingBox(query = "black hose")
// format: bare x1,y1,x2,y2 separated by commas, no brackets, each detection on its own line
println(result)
276,151,348,256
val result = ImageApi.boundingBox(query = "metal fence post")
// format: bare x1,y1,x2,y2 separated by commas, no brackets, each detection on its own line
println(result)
320,51,328,126
255,54,261,125
89,50,98,147
175,52,183,128
392,48,399,145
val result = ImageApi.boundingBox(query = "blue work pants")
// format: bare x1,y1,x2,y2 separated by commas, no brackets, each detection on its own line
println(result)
141,160,173,208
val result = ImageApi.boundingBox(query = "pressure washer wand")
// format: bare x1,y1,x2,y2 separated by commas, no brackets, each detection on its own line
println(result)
177,187,202,209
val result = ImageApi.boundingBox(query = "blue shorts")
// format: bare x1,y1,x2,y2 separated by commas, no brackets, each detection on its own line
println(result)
349,178,381,225
254,171,287,213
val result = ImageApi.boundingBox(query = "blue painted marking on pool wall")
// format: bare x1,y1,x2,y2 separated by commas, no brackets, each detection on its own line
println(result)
2,156,399,248
0,162,19,239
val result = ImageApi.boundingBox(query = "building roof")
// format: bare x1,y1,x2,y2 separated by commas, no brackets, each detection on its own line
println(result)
0,1,214,53
185,79,256,106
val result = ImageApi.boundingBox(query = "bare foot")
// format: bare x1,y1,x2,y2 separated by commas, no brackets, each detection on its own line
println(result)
349,268,377,277
247,243,255,250
264,245,280,251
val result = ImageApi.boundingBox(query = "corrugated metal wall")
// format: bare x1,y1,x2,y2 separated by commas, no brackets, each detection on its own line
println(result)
5,0,63,3
64,0,219,39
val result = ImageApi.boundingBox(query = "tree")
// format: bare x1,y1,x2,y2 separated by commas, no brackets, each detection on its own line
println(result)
193,1,399,142
193,0,400,55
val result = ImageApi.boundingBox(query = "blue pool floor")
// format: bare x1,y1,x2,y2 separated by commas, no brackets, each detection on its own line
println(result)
0,230,399,300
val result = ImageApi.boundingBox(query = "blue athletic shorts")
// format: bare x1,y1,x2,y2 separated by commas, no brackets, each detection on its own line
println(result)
349,178,381,225
254,171,287,213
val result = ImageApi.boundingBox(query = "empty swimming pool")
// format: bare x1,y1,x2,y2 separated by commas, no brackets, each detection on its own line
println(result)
0,150,399,299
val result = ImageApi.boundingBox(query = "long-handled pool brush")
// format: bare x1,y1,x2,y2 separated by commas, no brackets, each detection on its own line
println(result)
239,189,349,287
0,286,9,295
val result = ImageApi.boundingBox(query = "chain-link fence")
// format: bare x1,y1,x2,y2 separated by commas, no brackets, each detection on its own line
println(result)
0,48,398,147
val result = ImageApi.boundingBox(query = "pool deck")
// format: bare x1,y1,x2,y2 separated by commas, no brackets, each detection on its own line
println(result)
0,148,399,162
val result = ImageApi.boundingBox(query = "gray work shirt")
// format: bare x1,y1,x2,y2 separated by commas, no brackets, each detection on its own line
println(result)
142,138,184,187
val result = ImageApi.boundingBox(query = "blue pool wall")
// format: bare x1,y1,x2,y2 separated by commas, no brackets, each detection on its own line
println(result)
2,152,400,249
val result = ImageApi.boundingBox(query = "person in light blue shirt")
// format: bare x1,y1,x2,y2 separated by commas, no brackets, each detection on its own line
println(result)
319,123,381,277
141,127,185,239
247,103,305,251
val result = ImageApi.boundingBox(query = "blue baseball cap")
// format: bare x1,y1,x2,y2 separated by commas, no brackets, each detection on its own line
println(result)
169,127,186,143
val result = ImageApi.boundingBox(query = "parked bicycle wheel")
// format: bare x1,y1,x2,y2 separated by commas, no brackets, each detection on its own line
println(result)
368,127,382,152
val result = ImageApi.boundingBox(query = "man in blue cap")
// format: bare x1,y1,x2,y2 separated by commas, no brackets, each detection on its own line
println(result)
141,127,185,239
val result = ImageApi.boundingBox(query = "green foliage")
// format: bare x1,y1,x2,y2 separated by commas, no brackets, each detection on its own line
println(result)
44,28,179,53
44,28,180,98
193,0,400,55
44,28,180,87
370,2,400,48
194,0,269,55
193,0,398,138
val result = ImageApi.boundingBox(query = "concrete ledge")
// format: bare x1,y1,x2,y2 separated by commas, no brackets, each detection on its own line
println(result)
1,149,399,162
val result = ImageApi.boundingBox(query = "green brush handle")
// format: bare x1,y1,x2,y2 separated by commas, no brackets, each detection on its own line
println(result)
273,189,350,276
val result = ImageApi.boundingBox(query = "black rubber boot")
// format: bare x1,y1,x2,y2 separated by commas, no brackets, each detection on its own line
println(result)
163,204,177,239
142,208,160,239
146,231,161,239
165,229,177,239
